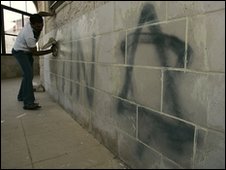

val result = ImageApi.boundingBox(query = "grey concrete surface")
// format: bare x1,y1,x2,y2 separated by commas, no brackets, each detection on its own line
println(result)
1,77,128,169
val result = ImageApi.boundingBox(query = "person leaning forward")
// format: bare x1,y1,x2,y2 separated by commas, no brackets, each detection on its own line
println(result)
12,12,56,110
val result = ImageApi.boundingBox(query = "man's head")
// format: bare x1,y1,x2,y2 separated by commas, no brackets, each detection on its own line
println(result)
30,14,43,32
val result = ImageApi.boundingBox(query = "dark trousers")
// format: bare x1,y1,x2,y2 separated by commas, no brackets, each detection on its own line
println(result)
12,49,35,105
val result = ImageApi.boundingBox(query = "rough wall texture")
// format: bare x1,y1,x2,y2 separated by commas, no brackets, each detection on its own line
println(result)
38,1,225,169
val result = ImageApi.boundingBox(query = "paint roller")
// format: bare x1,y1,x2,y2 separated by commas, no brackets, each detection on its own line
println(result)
41,37,58,57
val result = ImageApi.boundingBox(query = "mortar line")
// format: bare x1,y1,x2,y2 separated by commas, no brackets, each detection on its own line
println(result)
184,17,189,70
160,69,164,112
125,30,128,65
136,106,138,139
46,58,225,75
192,126,197,169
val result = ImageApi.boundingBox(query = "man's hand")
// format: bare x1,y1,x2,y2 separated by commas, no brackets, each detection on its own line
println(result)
51,44,58,56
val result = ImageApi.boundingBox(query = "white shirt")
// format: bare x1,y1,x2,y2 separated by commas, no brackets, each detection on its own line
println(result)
13,22,38,52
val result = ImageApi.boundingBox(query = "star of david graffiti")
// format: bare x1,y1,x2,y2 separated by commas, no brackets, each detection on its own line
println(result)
117,3,193,167
117,3,192,118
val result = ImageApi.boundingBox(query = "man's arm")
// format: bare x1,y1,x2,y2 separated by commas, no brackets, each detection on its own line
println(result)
29,46,53,56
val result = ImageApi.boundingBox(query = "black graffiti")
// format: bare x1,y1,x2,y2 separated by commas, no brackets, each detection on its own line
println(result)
117,3,193,166
137,107,194,167
70,38,73,95
118,3,192,118
74,34,96,107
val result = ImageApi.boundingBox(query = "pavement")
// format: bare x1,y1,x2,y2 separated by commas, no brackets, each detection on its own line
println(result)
1,77,128,169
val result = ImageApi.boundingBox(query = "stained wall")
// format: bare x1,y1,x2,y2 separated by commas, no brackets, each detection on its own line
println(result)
38,1,225,168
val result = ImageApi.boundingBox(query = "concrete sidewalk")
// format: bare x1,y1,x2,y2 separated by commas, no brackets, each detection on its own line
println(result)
1,77,128,169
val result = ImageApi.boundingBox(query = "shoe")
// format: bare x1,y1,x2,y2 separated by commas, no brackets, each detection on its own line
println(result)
23,103,41,110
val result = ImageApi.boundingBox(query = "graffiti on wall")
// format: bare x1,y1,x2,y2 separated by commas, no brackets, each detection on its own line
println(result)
117,3,194,167
74,34,96,107
118,3,192,116
55,2,194,167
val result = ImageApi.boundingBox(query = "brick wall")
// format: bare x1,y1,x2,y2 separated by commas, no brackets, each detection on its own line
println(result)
39,1,225,168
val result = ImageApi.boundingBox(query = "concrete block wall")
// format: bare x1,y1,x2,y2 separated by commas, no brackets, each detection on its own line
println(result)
38,1,225,169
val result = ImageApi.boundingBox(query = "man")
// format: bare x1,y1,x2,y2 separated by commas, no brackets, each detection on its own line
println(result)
12,12,55,110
